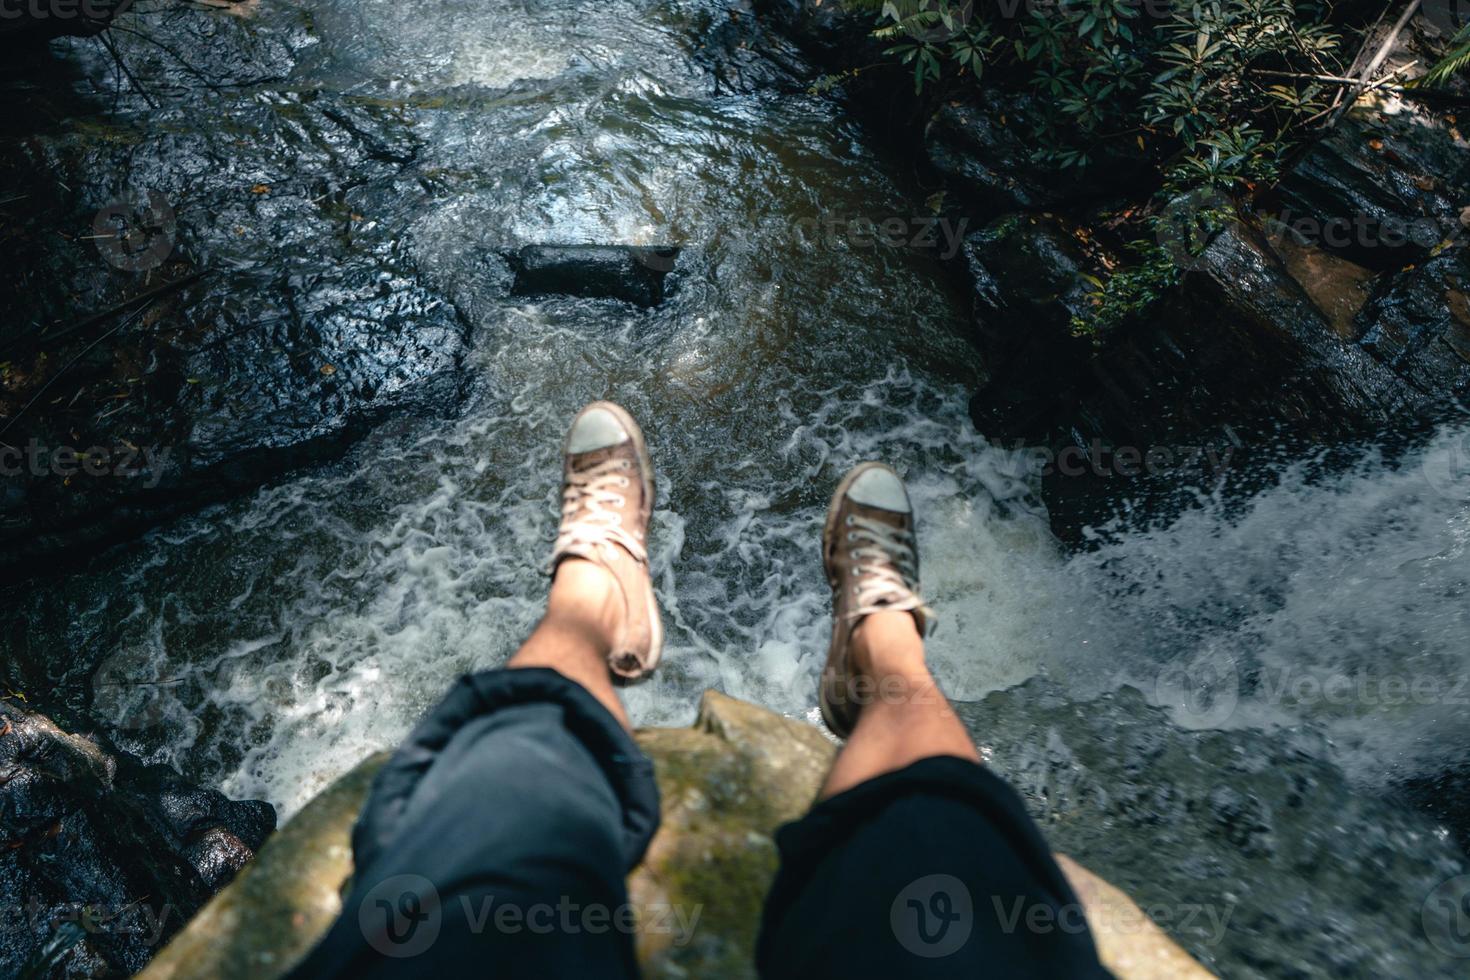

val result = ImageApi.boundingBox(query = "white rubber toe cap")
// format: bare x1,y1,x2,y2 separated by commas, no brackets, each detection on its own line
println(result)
567,407,630,453
846,466,911,513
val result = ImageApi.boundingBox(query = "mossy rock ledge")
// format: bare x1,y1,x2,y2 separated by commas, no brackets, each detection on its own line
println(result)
139,691,1210,979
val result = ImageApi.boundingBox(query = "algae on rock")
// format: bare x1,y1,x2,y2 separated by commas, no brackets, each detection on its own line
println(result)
140,691,1208,980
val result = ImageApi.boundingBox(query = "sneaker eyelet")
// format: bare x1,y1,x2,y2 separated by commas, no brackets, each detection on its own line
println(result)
846,532,856,542
619,477,631,488
844,515,854,526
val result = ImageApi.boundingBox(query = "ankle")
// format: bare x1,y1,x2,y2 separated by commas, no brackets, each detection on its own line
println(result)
547,559,625,646
850,610,927,680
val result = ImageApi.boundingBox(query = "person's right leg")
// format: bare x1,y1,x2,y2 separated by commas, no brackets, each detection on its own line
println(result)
758,464,1109,978
286,402,664,978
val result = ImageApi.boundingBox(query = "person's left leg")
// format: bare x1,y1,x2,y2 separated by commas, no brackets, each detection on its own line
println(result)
287,402,664,979
757,464,1107,978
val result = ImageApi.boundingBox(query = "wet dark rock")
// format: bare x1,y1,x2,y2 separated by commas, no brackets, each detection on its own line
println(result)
506,244,680,308
1207,786,1276,857
0,699,276,978
186,827,257,891
0,23,471,585
751,0,926,142
750,0,879,71
958,679,1468,976
1354,244,1470,403
963,212,1460,537
926,96,1057,218
960,214,1102,440
693,0,811,93
1273,102,1470,271
925,91,1149,220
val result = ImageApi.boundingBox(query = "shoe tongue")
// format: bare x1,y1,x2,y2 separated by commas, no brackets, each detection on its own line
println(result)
570,445,619,469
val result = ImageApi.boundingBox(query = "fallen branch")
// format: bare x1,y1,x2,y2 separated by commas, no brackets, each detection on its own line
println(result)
1251,66,1414,88
1,270,207,363
1254,63,1470,108
0,301,155,442
1328,0,1423,126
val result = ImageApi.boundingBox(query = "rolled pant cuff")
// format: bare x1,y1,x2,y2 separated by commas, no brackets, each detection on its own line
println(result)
352,666,660,873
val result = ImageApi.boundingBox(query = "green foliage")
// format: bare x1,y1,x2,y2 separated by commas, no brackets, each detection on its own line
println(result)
855,0,1342,330
1072,239,1183,337
1417,23,1470,88
872,1,1000,92
865,0,1337,187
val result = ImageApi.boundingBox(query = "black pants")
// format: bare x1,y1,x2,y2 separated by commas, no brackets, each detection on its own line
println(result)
288,668,1109,978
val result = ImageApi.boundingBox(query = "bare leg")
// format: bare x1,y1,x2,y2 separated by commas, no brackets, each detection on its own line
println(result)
820,610,979,800
507,558,630,731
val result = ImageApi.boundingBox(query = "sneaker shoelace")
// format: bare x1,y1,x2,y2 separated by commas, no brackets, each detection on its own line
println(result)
844,515,935,632
553,456,648,566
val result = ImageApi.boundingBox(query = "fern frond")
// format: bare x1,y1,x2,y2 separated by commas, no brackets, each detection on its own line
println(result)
1418,23,1470,87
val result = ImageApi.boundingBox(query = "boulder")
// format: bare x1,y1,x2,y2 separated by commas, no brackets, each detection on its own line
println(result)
960,213,1105,442
139,691,1209,980
962,209,1465,535
749,0,880,73
1353,244,1470,403
1273,97,1469,271
0,80,471,587
925,91,1150,220
505,245,680,308
0,699,275,977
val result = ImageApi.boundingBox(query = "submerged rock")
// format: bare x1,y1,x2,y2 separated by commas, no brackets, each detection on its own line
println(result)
506,244,680,308
962,678,1469,977
0,699,275,977
139,692,1207,980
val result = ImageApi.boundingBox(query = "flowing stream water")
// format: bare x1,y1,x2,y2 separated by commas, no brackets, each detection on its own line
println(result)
6,0,1470,975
